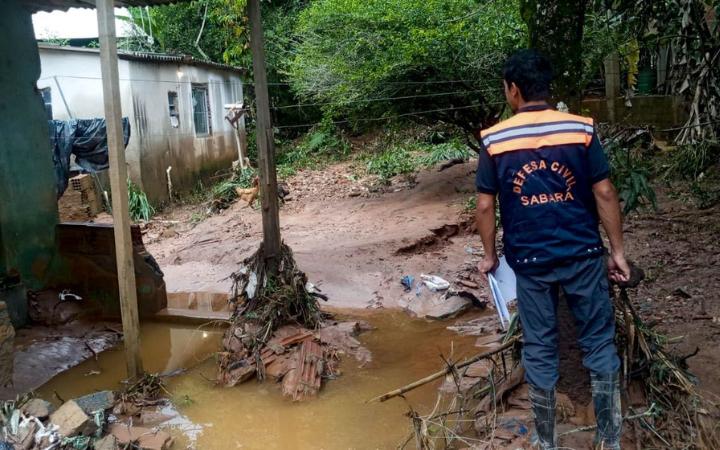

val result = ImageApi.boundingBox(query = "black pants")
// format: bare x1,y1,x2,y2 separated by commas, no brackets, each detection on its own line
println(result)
515,256,620,390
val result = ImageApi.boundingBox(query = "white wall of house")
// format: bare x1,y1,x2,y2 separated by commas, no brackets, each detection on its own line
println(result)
37,45,245,203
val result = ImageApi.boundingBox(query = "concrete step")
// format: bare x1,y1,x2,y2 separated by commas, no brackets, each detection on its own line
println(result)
154,308,231,324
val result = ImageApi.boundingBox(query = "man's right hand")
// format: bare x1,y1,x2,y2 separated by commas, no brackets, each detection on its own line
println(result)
608,251,630,283
478,254,499,282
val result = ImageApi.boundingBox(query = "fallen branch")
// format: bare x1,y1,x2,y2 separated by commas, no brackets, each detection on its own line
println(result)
558,403,659,437
367,336,519,403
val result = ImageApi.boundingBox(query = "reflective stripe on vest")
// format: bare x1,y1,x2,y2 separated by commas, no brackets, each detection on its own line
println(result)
481,110,594,155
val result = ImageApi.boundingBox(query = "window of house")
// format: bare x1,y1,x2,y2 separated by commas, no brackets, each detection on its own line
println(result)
167,91,179,128
191,84,211,136
41,87,52,120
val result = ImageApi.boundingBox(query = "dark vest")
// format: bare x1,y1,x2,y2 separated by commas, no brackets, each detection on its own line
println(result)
480,107,604,273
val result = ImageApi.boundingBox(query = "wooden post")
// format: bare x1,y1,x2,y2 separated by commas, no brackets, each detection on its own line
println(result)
604,52,621,123
248,0,282,271
96,0,143,379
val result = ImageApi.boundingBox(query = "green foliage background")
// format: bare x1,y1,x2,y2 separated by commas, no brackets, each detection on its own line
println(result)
286,0,526,133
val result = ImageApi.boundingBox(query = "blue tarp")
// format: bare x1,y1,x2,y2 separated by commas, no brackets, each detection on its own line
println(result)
49,118,131,197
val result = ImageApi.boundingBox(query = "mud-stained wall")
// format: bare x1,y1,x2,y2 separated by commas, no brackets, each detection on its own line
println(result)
37,45,245,203
0,1,58,291
127,62,244,203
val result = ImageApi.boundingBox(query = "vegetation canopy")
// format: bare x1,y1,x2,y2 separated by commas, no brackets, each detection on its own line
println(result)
286,0,527,145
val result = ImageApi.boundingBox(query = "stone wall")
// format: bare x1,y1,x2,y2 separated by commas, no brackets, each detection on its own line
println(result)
582,96,686,131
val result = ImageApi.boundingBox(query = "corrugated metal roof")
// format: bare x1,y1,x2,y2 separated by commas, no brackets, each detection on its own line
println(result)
38,44,246,73
25,1,183,13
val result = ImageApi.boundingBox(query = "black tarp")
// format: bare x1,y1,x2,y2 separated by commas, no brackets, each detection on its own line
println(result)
49,118,131,197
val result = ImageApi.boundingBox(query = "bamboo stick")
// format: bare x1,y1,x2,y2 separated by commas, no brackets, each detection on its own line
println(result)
367,336,519,403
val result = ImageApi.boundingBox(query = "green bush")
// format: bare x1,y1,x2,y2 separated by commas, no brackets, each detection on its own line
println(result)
606,143,657,214
127,179,155,222
419,140,473,167
365,147,418,180
277,117,350,170
665,141,720,180
286,0,525,130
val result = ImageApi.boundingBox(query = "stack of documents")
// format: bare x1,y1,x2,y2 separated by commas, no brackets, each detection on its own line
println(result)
487,256,517,329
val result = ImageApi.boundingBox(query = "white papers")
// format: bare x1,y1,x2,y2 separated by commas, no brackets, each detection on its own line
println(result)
487,256,517,329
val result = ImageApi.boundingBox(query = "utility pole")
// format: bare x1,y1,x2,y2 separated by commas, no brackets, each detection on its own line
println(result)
96,0,143,379
248,0,282,272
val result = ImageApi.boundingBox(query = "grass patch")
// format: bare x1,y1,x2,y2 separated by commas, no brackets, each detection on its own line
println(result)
127,179,155,222
276,118,350,172
365,146,418,180
418,140,473,167
462,195,477,214
664,141,720,180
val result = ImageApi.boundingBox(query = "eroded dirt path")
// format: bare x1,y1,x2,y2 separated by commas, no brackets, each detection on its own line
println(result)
147,161,482,309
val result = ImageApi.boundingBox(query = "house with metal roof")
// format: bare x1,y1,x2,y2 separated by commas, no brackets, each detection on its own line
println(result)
38,44,247,202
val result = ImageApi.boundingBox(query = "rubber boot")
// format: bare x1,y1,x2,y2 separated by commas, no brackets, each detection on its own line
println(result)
528,384,557,449
591,371,622,450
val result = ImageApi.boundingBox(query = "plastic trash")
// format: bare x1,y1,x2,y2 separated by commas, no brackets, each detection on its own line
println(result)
58,290,82,302
401,275,414,292
305,281,322,295
420,274,450,291
246,272,258,299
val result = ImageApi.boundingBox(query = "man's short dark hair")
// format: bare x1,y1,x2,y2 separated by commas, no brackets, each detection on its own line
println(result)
502,49,553,102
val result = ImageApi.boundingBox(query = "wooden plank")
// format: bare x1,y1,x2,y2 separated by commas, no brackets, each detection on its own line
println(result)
247,0,282,272
604,51,621,123
96,0,143,379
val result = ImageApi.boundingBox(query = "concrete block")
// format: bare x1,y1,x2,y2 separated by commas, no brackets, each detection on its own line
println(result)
49,400,91,437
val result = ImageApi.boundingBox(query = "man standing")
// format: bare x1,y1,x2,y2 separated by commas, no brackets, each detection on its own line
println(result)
475,49,630,449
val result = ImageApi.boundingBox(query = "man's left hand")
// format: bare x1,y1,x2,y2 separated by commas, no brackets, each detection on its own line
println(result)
608,252,630,283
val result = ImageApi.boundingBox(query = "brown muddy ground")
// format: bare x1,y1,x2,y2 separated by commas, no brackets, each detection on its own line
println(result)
147,161,482,310
622,188,720,397
147,159,720,402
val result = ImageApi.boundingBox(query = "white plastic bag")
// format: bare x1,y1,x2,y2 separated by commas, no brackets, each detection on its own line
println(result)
420,274,450,291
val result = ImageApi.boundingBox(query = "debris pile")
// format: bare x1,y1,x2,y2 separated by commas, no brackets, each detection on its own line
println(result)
0,378,176,450
217,242,371,400
399,262,487,321
376,269,720,449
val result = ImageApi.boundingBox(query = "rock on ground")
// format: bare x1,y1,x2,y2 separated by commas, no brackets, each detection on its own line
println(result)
74,390,115,414
21,398,54,419
406,295,472,320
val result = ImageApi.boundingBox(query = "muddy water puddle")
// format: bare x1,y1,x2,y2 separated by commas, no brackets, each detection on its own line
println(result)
39,311,478,449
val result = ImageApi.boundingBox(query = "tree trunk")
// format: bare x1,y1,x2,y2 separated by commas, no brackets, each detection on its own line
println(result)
520,0,588,110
